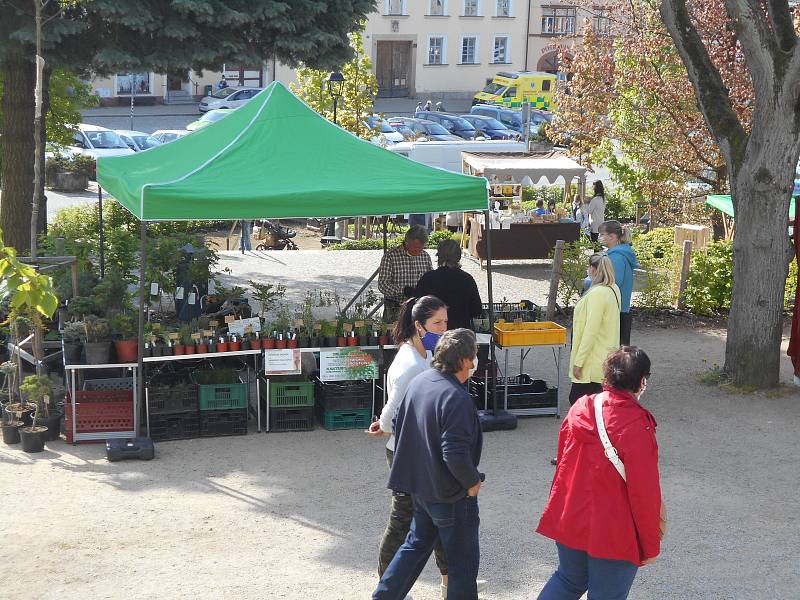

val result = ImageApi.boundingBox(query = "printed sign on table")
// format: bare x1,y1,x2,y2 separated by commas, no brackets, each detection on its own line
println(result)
227,317,262,336
319,347,379,382
264,349,302,375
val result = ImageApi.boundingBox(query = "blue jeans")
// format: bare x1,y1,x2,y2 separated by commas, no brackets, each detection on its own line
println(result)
373,494,480,600
240,220,252,251
537,543,638,600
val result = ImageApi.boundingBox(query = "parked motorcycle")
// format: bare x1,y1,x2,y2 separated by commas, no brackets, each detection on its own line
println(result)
255,219,299,250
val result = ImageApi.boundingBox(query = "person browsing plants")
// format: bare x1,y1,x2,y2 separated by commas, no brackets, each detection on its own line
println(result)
535,347,665,600
599,220,639,345
378,226,433,323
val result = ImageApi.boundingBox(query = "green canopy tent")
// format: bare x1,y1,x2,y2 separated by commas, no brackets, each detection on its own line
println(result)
96,82,515,426
705,194,796,218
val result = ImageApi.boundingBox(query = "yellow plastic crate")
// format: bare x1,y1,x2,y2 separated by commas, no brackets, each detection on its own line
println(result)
493,321,567,347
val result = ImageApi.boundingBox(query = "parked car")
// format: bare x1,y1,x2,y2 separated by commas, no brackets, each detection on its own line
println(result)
186,108,236,131
69,124,135,158
364,115,404,145
459,115,520,140
114,130,162,152
470,104,553,136
151,129,191,144
198,87,262,113
386,117,462,142
414,111,478,140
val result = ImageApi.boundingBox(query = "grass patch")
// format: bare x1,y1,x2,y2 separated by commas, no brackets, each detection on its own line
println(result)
695,362,728,386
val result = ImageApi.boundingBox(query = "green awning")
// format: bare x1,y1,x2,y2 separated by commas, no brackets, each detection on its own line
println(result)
706,194,796,218
97,82,488,221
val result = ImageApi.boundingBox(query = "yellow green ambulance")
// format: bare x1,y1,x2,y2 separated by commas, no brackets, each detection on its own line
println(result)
472,71,557,110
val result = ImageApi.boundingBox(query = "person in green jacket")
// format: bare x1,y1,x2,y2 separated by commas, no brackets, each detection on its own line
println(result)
569,253,621,405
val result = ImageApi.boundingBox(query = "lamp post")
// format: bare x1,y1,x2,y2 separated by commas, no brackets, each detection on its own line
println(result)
326,71,345,125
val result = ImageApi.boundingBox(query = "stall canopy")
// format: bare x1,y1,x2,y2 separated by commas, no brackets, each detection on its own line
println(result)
705,194,797,218
461,151,588,184
97,82,488,221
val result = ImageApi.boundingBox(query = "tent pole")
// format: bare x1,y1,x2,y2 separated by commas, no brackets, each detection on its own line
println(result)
98,186,105,279
484,210,498,413
137,219,147,436
383,216,388,252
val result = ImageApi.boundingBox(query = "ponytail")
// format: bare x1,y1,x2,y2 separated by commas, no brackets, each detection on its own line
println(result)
392,295,447,345
600,220,632,245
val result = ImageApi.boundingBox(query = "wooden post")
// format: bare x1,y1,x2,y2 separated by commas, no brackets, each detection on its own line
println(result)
70,262,79,297
546,239,565,320
676,239,693,309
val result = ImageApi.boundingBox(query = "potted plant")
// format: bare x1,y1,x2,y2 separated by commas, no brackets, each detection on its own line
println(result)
110,312,138,362
66,295,98,320
228,333,241,352
249,280,286,322
21,374,61,442
159,331,174,356
19,405,48,453
45,153,93,192
197,335,208,354
1,361,22,445
356,320,371,346
62,321,85,364
214,335,228,353
321,321,338,348
378,323,391,346
179,324,195,355
336,322,348,347
83,316,112,364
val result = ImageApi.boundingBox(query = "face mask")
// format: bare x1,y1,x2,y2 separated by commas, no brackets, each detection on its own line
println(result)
637,378,647,400
420,329,442,352
468,356,479,378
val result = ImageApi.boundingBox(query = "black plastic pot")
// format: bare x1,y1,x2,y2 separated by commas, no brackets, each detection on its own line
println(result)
297,336,310,348
84,341,112,365
35,411,63,442
358,335,369,346
308,337,321,348
241,339,252,350
19,426,48,453
151,345,163,357
1,422,22,445
63,341,82,364
368,336,379,346
325,336,338,348
161,345,173,356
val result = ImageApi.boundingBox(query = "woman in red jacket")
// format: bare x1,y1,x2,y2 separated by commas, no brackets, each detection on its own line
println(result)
536,346,664,600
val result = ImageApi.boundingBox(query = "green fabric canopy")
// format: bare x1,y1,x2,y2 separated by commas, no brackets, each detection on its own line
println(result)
97,82,488,221
706,194,796,218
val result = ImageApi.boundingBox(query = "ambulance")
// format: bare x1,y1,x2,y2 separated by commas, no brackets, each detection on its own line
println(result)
472,71,557,110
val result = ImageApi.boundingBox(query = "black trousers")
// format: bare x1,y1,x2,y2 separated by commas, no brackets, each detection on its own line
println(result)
620,312,633,346
378,448,448,577
569,382,603,406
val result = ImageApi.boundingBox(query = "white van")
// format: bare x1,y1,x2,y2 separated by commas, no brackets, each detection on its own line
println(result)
389,140,525,173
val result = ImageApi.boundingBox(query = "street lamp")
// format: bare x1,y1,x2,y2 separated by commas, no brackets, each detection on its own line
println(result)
326,71,345,124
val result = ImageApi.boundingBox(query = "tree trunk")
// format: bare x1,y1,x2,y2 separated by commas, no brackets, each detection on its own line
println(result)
0,47,35,253
725,148,795,388
37,67,52,236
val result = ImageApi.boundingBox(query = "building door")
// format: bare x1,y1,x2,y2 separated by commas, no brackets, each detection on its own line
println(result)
376,41,411,98
223,65,264,87
167,74,184,91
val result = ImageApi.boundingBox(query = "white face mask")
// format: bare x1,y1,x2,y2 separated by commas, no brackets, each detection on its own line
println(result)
637,378,647,400
468,356,479,378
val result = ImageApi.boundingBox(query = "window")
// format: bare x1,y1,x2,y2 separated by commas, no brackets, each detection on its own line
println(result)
463,0,480,16
492,36,509,63
461,36,478,64
496,0,511,17
503,86,517,98
386,0,405,15
541,6,576,35
592,7,611,35
428,36,446,64
430,0,445,15
541,79,551,91
116,72,150,95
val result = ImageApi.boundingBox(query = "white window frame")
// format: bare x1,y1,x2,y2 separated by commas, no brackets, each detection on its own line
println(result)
460,35,479,64
491,35,511,64
541,6,576,35
592,7,611,35
495,0,512,17
385,0,407,16
115,72,152,96
463,0,481,17
427,34,447,64
429,0,448,15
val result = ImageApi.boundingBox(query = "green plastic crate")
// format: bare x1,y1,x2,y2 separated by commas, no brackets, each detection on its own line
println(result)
260,377,315,408
191,372,247,411
319,408,372,431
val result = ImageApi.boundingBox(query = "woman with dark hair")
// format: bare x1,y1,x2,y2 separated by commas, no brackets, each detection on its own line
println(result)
536,346,665,600
366,295,451,587
415,239,482,330
587,181,606,243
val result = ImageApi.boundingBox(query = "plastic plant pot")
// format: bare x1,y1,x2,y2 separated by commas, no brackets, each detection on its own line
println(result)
378,335,390,346
114,339,138,362
228,341,241,352
197,343,208,354
1,422,22,445
215,342,228,353
337,337,347,347
262,338,276,350
19,426,48,453
275,339,287,350
173,344,186,356
287,339,299,349
184,345,196,355
347,337,358,347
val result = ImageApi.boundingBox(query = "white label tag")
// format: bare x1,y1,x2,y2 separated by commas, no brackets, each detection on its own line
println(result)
150,283,159,296
175,287,184,300
188,292,196,305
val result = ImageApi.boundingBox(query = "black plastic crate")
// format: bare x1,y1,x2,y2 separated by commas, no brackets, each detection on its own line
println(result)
199,408,247,437
147,377,199,415
478,300,541,323
470,375,557,410
315,378,374,411
149,411,200,442
268,406,314,432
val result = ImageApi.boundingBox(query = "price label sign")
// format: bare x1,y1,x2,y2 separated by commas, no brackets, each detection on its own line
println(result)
150,283,160,296
191,333,201,340
187,292,196,305
343,323,353,333
224,315,236,324
175,287,184,300
228,317,261,336
209,320,219,327
294,319,304,328
168,332,179,340
354,320,365,328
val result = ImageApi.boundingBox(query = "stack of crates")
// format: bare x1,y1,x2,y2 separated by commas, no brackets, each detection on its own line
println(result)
65,377,134,443
146,373,199,442
315,378,373,430
259,376,315,432
190,370,248,436
469,374,557,411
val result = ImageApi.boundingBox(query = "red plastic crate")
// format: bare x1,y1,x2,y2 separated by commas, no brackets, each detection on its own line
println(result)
75,389,133,403
64,394,134,443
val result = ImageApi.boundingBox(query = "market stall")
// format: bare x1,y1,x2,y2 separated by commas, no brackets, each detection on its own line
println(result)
461,151,586,262
88,81,526,441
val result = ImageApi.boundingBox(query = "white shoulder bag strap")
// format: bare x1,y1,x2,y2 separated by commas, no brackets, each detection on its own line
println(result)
594,393,626,481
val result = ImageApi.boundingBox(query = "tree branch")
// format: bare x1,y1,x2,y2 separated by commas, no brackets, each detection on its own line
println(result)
721,0,776,81
766,0,795,52
660,0,747,168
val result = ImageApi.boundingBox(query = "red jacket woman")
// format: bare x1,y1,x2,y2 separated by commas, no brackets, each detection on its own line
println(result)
536,347,663,600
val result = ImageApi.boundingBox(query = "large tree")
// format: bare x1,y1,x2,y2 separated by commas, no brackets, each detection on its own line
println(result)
658,0,797,388
0,0,375,251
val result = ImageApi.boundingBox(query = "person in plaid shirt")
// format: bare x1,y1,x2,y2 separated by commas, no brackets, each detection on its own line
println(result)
379,225,433,322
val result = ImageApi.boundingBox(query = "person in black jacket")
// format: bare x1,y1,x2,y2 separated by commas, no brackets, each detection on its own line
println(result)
373,328,484,600
415,238,482,330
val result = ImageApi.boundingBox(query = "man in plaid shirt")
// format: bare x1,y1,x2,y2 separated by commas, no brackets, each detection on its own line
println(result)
378,225,433,321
